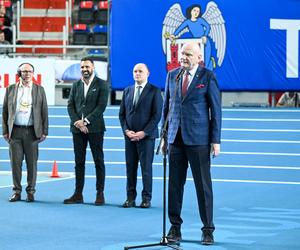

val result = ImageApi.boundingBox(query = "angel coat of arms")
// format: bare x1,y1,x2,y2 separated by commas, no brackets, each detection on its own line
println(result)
162,2,226,71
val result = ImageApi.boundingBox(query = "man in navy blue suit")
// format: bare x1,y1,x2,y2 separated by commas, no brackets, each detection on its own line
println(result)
119,63,163,209
162,42,221,245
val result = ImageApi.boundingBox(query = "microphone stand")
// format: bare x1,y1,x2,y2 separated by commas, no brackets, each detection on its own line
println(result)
124,70,184,250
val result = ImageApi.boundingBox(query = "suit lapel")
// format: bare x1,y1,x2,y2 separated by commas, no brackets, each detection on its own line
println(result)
135,83,150,108
182,66,205,101
85,78,97,99
12,84,19,112
128,85,135,111
32,83,37,106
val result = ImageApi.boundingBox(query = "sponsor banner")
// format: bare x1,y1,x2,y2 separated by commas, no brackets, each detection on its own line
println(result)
110,0,300,91
55,60,108,83
0,59,55,105
0,59,108,105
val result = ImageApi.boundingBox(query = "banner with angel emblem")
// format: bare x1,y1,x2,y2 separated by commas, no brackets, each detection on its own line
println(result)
110,0,300,91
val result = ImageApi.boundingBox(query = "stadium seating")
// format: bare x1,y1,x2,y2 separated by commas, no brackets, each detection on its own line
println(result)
91,24,107,45
95,1,108,25
78,1,94,24
72,23,90,45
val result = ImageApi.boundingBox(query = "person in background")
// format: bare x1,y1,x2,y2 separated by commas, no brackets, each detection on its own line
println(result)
276,92,300,107
119,63,163,208
64,57,109,206
162,42,221,245
0,29,11,55
2,63,48,202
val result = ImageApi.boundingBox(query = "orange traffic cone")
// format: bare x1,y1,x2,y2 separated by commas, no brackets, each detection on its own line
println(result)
51,160,60,178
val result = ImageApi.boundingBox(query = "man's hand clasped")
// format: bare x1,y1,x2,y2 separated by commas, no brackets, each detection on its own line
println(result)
74,120,89,134
125,130,145,142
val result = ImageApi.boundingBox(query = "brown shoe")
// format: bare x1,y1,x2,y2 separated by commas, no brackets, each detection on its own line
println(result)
26,193,35,202
9,193,21,202
63,193,83,204
95,192,105,206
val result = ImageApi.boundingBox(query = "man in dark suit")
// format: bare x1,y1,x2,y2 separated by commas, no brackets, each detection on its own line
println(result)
162,42,221,245
64,57,108,205
119,63,162,208
2,62,48,202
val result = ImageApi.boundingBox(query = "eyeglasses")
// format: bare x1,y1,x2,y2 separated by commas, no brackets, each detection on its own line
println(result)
21,70,33,74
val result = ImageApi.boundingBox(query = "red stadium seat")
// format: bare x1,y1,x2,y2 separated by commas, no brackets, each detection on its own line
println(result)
73,24,90,45
79,1,93,9
98,1,108,10
78,1,94,24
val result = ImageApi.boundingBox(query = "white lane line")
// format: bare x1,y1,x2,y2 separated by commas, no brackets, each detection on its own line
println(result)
1,173,300,188
223,128,300,132
47,136,124,140
1,147,299,156
212,179,300,185
47,115,119,118
45,115,300,122
221,152,300,156
0,160,299,170
48,126,300,132
1,124,300,132
222,139,300,143
44,136,300,144
223,118,300,122
222,108,300,112
85,175,300,185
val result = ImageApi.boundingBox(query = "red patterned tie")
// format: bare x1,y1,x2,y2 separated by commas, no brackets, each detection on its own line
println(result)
182,71,189,97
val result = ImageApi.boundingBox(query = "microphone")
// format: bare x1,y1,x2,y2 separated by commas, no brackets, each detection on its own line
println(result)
175,68,185,81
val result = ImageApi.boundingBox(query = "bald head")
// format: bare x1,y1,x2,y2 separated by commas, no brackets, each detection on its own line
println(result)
133,63,150,85
180,42,202,70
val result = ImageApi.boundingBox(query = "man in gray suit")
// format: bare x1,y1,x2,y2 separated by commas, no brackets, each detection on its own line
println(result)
2,62,49,202
64,57,108,205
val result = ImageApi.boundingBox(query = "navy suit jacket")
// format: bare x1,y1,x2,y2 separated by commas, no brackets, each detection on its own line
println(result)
162,66,221,145
119,82,163,139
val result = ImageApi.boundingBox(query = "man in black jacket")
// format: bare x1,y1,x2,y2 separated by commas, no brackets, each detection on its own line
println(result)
64,57,108,205
119,63,163,208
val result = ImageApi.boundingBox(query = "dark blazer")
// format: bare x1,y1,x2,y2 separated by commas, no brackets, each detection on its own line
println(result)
162,66,221,145
119,83,163,139
68,76,108,133
2,83,48,138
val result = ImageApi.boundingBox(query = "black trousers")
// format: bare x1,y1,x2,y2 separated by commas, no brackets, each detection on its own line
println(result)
125,137,155,201
72,132,105,193
168,130,214,232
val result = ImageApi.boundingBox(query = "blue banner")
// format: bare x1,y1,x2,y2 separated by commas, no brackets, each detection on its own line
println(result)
110,0,300,91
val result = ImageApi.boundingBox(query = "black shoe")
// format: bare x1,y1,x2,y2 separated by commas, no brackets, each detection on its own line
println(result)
95,192,105,206
26,193,35,202
122,199,136,208
63,193,83,204
140,200,151,208
166,225,182,243
201,231,214,245
9,193,21,202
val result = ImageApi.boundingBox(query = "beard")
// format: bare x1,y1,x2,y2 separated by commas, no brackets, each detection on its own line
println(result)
82,71,92,79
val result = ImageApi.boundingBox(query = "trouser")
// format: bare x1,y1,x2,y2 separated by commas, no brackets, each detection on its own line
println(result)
72,132,105,193
9,126,38,194
125,137,155,201
168,130,214,231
